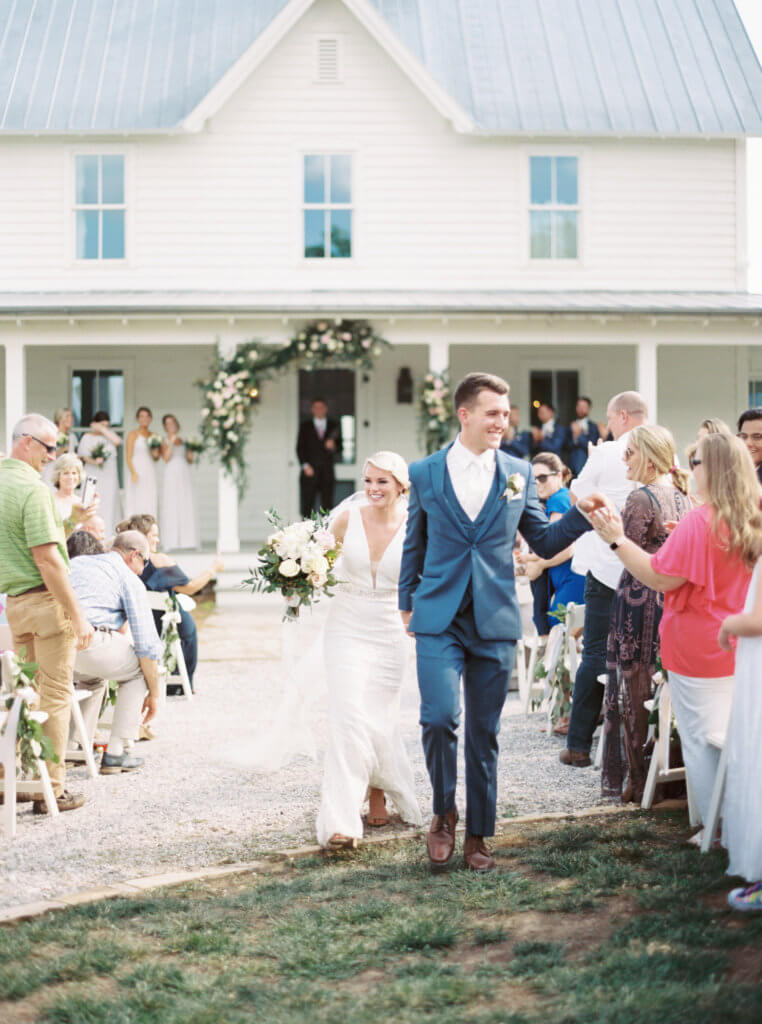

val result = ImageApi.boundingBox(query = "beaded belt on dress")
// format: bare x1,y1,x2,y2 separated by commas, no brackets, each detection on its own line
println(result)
336,582,397,601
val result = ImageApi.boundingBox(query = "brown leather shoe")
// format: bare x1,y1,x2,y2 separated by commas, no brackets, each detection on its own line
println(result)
463,833,495,872
427,808,458,867
32,790,86,815
559,748,591,767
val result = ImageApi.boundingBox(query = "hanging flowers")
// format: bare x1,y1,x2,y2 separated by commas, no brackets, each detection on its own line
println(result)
418,370,459,455
197,320,390,495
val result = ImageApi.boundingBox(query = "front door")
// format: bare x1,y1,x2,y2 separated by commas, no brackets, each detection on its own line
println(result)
298,368,357,506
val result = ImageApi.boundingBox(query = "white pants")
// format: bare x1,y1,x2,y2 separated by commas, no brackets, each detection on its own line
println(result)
74,629,147,745
667,671,734,825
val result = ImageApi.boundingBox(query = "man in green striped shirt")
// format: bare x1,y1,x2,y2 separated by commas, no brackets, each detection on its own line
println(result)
0,414,94,813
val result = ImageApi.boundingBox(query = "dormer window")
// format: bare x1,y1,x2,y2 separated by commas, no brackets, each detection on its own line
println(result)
529,155,579,260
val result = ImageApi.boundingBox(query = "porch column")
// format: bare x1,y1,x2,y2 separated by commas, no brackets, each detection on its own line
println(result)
637,339,658,423
4,338,26,451
429,339,450,375
216,340,240,554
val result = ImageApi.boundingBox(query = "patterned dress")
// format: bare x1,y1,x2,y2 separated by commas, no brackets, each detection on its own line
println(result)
601,483,692,801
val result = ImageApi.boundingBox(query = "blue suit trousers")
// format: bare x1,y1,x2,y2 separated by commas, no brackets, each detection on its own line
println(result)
415,604,516,837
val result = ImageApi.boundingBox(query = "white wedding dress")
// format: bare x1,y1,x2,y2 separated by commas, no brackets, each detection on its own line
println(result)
722,562,762,881
160,441,199,549
315,505,422,846
125,433,158,518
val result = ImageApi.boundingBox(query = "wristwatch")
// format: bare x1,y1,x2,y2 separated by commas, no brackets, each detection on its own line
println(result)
610,538,624,550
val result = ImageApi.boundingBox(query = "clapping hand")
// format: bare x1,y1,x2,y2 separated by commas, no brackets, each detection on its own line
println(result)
589,506,625,545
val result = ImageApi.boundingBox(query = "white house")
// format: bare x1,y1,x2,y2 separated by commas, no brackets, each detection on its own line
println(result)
0,0,761,551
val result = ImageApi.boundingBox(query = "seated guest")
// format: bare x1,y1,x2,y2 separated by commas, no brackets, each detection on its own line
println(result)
67,531,105,559
737,407,762,486
75,514,106,544
501,407,532,460
568,397,601,476
65,529,108,752
69,530,162,774
531,402,568,458
51,453,85,524
115,515,223,693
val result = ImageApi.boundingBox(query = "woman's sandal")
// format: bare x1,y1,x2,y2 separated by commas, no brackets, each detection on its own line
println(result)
327,834,359,850
367,787,390,827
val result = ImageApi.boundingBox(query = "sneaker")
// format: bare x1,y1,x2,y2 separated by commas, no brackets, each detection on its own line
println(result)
100,751,144,775
32,790,86,815
728,881,762,912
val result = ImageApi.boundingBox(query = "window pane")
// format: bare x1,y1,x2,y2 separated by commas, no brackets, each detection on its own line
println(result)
102,210,125,258
304,209,325,257
554,211,578,258
330,209,352,258
98,371,125,427
530,156,552,205
530,211,551,258
76,210,99,259
76,155,99,204
556,157,578,205
330,155,351,203
304,155,325,203
101,155,124,204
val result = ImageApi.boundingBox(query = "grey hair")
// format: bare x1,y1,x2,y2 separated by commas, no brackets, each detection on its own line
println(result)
608,391,649,419
12,413,58,441
52,453,84,488
111,530,150,559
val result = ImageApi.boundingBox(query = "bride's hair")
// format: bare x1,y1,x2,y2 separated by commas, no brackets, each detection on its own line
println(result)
362,451,410,495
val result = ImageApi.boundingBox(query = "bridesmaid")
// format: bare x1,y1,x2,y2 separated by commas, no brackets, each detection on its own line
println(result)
78,411,122,535
160,413,200,550
125,406,158,518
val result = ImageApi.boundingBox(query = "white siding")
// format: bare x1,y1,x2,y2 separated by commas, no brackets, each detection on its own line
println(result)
0,0,741,293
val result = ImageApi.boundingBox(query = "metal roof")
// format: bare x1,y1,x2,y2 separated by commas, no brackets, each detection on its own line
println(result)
0,0,760,136
0,289,760,316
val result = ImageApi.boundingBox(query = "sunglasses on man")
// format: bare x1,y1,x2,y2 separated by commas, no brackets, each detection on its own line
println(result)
23,433,57,455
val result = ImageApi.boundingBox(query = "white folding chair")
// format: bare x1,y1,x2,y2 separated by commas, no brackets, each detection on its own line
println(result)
564,602,585,680
0,695,59,837
143,591,193,700
593,673,609,770
641,677,699,825
541,623,566,734
700,729,728,853
65,689,99,778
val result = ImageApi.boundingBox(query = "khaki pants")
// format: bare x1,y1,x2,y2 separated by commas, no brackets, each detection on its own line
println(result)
74,630,147,746
6,590,76,796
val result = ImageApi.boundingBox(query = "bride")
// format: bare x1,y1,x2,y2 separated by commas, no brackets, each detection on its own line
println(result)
316,450,422,849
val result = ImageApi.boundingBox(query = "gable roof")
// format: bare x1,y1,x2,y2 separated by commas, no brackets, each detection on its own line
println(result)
0,0,760,136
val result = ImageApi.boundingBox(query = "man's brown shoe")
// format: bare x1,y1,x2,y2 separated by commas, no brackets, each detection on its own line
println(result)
427,808,458,868
32,790,86,815
559,748,591,767
464,834,495,872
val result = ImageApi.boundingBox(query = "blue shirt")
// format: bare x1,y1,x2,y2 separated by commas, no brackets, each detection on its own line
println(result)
69,551,163,660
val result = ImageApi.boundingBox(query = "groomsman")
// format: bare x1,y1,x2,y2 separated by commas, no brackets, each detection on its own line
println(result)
500,407,532,460
296,398,341,517
531,402,568,459
568,396,601,476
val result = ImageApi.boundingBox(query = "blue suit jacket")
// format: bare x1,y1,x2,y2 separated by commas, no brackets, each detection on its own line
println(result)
398,445,591,640
533,423,569,459
567,422,601,476
500,431,531,460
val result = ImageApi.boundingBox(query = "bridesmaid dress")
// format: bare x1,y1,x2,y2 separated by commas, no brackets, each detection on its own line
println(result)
160,441,200,549
125,433,158,518
77,433,121,535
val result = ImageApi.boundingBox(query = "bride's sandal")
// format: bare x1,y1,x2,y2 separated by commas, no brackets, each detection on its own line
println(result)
327,834,359,850
367,788,389,827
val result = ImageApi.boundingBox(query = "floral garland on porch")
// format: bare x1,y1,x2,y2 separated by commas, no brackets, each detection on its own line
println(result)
418,370,459,455
198,320,391,495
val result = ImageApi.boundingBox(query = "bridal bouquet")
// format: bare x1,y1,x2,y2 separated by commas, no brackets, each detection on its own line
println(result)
90,441,110,464
184,437,204,456
244,509,341,620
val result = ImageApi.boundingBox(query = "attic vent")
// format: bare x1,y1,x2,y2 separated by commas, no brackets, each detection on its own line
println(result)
316,37,341,82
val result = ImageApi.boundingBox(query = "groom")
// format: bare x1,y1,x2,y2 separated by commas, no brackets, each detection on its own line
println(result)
399,372,594,872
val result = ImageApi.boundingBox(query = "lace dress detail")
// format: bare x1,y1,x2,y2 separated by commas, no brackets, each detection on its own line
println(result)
316,506,422,845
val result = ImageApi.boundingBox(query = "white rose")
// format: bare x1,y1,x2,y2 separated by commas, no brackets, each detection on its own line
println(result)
27,710,48,724
31,739,42,758
309,571,327,588
278,559,300,578
302,554,329,576
17,685,37,705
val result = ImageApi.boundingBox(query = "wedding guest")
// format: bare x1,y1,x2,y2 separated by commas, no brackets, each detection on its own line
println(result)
500,407,531,460
160,414,199,550
718,560,762,912
531,402,568,459
736,408,762,486
75,515,106,544
697,417,731,439
297,398,341,517
561,391,647,767
51,453,85,525
125,407,158,518
601,426,691,803
67,530,105,558
70,530,162,774
568,397,601,476
590,433,761,831
78,412,122,535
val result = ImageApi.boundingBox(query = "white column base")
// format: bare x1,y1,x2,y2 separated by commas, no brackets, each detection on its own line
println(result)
637,339,658,423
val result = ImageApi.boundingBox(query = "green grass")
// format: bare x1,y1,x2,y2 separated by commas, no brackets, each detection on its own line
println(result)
2,810,761,1023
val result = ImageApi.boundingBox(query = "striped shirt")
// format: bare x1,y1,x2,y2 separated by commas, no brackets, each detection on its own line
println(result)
0,458,68,595
69,551,162,660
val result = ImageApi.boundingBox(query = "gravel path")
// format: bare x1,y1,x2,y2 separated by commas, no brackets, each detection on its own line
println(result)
0,594,603,910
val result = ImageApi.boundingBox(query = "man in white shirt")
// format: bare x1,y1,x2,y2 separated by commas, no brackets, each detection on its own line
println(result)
561,391,648,766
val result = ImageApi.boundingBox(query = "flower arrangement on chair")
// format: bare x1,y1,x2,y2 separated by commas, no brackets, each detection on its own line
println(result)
1,649,58,774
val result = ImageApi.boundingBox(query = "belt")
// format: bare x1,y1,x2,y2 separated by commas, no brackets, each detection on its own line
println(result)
336,582,397,601
9,584,47,597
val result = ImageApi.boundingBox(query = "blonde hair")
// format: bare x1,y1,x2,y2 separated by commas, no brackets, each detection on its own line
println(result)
698,417,732,438
628,425,690,495
52,453,83,489
362,451,410,494
698,433,762,569
53,407,72,428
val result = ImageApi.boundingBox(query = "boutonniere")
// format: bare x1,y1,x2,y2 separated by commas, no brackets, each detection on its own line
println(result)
502,473,525,501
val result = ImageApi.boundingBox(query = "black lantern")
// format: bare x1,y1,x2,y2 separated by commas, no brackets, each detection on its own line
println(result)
396,367,413,404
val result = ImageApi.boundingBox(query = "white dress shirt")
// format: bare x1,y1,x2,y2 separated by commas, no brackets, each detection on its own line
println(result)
542,418,556,437
570,430,636,590
446,436,496,521
313,417,327,440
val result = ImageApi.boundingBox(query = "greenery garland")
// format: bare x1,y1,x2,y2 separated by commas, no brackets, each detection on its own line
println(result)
198,319,391,495
418,370,459,455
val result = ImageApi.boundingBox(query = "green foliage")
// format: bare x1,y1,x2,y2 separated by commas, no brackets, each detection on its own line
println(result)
418,369,458,454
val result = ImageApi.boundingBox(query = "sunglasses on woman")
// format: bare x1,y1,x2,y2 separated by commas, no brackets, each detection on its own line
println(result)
689,456,702,469
534,472,559,484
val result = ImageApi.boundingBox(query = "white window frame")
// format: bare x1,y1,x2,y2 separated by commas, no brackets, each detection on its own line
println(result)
300,151,356,263
66,145,133,266
521,145,585,266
